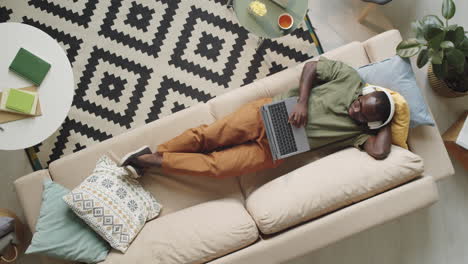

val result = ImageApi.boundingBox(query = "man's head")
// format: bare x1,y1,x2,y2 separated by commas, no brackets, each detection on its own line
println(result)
348,91,391,125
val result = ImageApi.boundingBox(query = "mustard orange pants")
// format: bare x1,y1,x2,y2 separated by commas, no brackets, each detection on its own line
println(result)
157,98,284,178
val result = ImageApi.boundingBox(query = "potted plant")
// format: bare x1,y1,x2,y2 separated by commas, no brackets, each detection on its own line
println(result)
396,0,468,97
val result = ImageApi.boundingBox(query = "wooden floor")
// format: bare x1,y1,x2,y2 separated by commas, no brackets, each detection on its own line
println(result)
1,0,467,263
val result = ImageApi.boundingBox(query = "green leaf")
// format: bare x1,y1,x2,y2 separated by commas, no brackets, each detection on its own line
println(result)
446,49,465,73
442,0,456,20
459,39,468,55
431,49,444,64
445,24,458,31
412,21,426,42
456,61,465,74
396,39,422,58
426,26,444,39
446,27,465,46
432,61,449,79
421,16,443,38
446,26,465,46
417,49,430,68
426,27,446,49
421,15,444,27
441,40,455,49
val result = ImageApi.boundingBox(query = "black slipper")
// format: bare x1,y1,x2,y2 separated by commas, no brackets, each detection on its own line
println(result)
119,146,151,167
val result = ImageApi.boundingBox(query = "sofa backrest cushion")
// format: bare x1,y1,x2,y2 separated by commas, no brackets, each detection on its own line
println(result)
245,146,424,235
49,103,216,190
320,41,370,68
207,42,370,120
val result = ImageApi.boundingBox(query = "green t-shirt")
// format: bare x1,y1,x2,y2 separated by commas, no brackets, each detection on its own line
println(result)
273,57,370,150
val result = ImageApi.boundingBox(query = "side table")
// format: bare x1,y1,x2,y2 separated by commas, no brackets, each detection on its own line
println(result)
230,0,309,48
0,22,74,151
442,111,468,171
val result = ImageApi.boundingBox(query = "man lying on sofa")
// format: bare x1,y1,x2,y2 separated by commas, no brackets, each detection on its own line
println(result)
120,57,393,178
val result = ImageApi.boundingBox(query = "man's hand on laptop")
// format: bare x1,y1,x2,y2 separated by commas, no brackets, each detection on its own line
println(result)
288,102,308,128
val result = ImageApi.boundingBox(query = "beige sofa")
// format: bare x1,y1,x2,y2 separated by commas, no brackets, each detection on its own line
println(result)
14,30,454,264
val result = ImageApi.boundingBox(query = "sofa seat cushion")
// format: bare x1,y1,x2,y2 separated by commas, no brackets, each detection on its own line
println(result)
136,169,246,217
245,146,424,235
102,198,259,264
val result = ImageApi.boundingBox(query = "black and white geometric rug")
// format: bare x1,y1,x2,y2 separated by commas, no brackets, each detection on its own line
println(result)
1,0,322,168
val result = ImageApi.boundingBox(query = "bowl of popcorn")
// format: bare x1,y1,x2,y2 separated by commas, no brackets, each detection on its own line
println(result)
248,1,267,17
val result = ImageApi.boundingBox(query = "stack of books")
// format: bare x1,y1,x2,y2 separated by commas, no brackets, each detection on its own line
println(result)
0,88,39,116
0,47,50,121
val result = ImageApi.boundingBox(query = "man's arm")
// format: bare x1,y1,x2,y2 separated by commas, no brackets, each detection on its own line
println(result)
363,125,392,160
288,61,318,127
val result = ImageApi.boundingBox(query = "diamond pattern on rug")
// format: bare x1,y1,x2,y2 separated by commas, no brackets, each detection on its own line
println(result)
169,6,249,88
195,32,225,62
97,73,127,103
123,2,154,32
74,47,153,128
146,76,214,123
0,7,13,22
1,0,321,167
99,0,179,57
22,17,84,65
243,36,314,85
28,0,99,28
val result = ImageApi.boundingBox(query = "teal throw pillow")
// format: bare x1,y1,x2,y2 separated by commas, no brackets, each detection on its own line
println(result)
26,180,110,263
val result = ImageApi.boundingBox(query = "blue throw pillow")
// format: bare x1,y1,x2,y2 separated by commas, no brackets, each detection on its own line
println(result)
26,180,110,263
357,55,435,128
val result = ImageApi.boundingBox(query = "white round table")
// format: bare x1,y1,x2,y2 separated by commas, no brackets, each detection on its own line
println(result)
0,22,74,150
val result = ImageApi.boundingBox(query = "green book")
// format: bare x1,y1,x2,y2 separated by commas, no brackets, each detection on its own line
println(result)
9,48,51,86
6,89,35,114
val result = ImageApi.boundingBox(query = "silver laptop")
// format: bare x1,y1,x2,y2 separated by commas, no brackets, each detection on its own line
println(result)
261,97,310,160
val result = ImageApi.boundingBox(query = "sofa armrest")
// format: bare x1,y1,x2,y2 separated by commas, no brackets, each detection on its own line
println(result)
362,30,454,181
14,170,50,233
362,29,402,63
408,125,455,181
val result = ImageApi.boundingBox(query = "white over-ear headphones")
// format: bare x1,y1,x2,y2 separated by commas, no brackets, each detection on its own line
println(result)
361,85,395,130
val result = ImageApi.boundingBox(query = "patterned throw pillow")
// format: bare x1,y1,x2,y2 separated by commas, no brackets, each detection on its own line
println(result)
63,155,162,253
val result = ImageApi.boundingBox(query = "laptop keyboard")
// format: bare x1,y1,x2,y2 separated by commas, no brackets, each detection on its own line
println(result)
268,102,298,156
